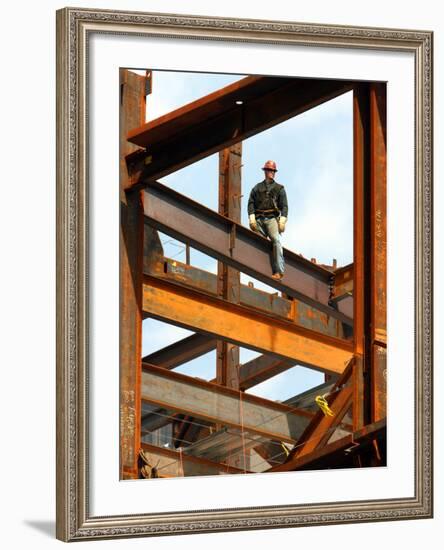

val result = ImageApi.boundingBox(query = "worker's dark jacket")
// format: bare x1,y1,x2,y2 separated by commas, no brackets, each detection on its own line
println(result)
248,180,288,218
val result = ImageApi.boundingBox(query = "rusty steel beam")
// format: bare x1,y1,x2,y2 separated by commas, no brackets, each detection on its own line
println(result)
141,363,313,444
129,76,277,147
333,296,353,321
284,381,336,411
143,274,353,374
292,385,353,459
184,429,267,463
330,264,354,320
142,375,336,438
285,361,353,461
369,83,387,422
293,299,348,339
267,419,386,472
119,69,147,478
142,333,217,369
140,442,248,477
352,83,387,429
352,84,370,431
217,144,242,390
148,257,293,319
332,264,354,300
148,256,351,340
126,76,354,187
237,356,296,391
143,181,352,325
143,224,164,274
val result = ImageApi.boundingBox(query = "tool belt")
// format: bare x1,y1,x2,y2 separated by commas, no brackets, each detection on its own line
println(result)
255,208,279,217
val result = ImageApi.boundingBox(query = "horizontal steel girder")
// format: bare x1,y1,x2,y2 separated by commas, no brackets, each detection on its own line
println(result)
141,363,313,444
147,256,349,339
142,333,217,368
157,257,293,320
267,419,386,472
143,274,353,374
140,442,248,476
126,76,354,186
235,355,295,391
143,181,352,325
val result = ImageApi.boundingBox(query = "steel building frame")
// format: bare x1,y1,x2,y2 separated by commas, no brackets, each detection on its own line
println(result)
119,69,386,480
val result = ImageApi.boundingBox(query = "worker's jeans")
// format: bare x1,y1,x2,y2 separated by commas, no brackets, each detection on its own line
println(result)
254,216,285,275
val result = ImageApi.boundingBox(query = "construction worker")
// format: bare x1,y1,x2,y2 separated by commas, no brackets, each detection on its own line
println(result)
248,160,288,280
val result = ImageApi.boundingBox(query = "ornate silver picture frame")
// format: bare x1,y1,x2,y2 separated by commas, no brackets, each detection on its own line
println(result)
56,7,433,541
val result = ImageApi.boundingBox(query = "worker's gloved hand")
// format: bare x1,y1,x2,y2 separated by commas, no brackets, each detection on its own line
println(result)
278,216,287,233
249,214,257,231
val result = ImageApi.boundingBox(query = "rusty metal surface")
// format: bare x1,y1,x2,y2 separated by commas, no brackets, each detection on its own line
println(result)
242,283,292,319
332,264,354,299
126,76,354,187
370,83,387,343
184,429,266,462
119,69,146,478
267,419,386,472
141,363,313,444
284,381,336,412
352,84,370,431
150,257,352,340
143,181,352,325
217,144,242,390
143,225,164,274
237,355,296,390
143,274,353,374
371,345,387,422
289,362,353,460
128,76,279,147
148,256,352,339
294,300,347,339
296,385,353,459
121,73,387,476
142,333,217,369
148,257,292,319
335,295,354,321
140,442,248,476
369,84,387,422
331,264,354,320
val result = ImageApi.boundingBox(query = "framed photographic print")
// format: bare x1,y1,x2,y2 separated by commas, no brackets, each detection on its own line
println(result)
56,7,433,541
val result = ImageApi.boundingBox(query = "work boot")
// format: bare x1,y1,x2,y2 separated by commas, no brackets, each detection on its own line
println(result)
271,272,283,280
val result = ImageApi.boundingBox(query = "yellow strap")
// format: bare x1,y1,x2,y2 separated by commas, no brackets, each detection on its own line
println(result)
281,442,290,456
315,395,335,417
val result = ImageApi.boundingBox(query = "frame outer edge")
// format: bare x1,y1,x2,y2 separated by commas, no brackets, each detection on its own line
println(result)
421,31,433,517
56,7,433,540
56,6,71,543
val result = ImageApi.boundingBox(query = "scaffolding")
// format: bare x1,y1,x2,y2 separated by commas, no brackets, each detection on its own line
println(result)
119,69,387,480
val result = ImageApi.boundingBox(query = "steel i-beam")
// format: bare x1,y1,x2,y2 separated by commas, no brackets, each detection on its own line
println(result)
143,180,352,325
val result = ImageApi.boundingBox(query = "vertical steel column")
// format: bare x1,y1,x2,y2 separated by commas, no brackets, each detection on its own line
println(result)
369,83,387,423
216,144,242,390
120,69,147,479
353,83,387,437
352,84,370,431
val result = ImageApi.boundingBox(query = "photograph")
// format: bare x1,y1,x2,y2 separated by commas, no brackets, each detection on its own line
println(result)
1,0,440,547
120,69,387,480
54,5,433,542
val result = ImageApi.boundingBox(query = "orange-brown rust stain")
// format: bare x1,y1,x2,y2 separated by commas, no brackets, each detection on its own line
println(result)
143,282,351,374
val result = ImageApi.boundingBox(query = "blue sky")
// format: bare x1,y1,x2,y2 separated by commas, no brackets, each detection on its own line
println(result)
140,69,353,400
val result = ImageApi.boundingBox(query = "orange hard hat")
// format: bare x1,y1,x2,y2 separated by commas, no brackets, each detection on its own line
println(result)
262,160,278,172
